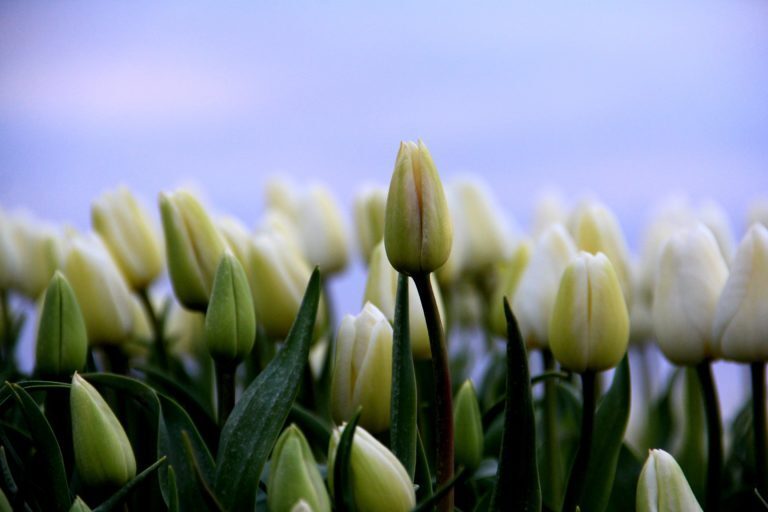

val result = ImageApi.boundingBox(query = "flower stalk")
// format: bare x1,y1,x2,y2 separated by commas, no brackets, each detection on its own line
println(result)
695,360,722,512
752,361,766,497
561,370,596,512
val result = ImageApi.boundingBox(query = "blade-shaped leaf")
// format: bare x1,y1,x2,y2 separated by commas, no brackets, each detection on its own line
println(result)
214,268,321,511
415,430,433,503
92,457,167,512
333,410,361,512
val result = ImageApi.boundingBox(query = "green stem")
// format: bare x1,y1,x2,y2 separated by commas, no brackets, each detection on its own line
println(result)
137,288,168,369
752,362,766,496
696,360,722,512
215,360,236,427
317,281,336,421
542,349,563,504
561,370,596,512
413,273,453,512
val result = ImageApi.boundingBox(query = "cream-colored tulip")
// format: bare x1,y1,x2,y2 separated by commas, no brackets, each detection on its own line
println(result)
264,177,300,220
637,449,702,512
331,302,392,432
531,191,568,236
653,225,728,365
296,185,349,275
697,200,735,263
629,260,654,345
747,198,768,229
6,213,64,299
0,208,20,290
92,186,163,290
165,300,206,356
713,224,768,362
549,252,629,372
512,224,577,349
354,186,387,264
488,240,532,338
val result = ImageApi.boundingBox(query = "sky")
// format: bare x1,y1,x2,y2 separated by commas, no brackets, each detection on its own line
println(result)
1,1,767,417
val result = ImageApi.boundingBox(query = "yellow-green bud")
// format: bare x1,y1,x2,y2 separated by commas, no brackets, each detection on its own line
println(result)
69,496,92,512
268,425,331,512
384,140,452,275
70,373,136,488
328,424,415,512
331,303,392,433
35,272,87,377
637,449,702,512
91,186,163,290
453,380,483,470
488,240,532,338
549,252,629,372
159,190,227,311
354,186,387,264
205,252,256,364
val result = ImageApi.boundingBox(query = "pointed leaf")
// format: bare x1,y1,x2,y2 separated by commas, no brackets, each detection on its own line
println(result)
333,409,361,512
92,457,166,512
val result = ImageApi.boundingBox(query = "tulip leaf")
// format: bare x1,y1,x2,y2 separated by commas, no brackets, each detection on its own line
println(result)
288,403,332,450
580,354,631,512
489,300,541,511
214,268,321,511
166,465,179,512
92,456,167,512
412,466,467,512
390,272,417,479
6,383,70,512
333,409,361,512
415,430,433,502
605,443,642,510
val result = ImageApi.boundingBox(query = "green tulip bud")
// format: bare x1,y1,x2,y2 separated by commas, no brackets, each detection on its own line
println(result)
290,500,313,512
92,186,163,290
488,240,532,338
268,425,331,512
35,271,87,377
354,186,387,265
549,252,629,372
331,302,392,432
69,496,92,512
453,380,483,470
384,140,452,275
205,252,256,364
637,449,702,512
328,424,415,512
159,190,227,311
70,373,136,488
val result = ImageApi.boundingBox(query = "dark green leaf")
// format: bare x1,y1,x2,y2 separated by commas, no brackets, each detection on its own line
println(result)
288,403,332,450
92,457,166,512
166,466,179,512
413,467,467,512
214,268,321,511
415,430,433,503
333,409,360,512
605,444,642,512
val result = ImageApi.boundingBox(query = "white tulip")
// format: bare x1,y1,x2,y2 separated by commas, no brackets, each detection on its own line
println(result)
296,185,349,275
636,449,702,512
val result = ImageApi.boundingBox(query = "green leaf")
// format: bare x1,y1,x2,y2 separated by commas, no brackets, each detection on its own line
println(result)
489,300,540,511
333,409,361,512
288,403,332,450
605,444,642,511
92,457,167,512
166,466,179,512
6,383,70,512
415,430,433,503
390,272,417,479
675,367,706,503
214,268,321,511
580,354,631,512
413,467,467,512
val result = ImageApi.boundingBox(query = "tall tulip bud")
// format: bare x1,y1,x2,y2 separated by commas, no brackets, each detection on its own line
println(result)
205,253,256,364
384,140,452,275
354,186,387,264
363,241,445,359
652,225,728,365
637,449,702,512
328,424,415,512
35,272,87,377
549,252,629,372
453,380,483,470
296,185,349,275
63,235,134,345
6,213,64,299
331,303,393,432
713,224,768,361
489,240,532,338
70,373,136,488
512,224,577,349
159,190,227,311
268,425,331,512
91,186,163,290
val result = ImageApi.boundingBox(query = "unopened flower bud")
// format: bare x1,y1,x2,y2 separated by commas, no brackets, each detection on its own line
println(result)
453,380,483,470
159,191,227,311
328,424,415,512
70,373,136,488
549,252,629,372
354,186,387,264
4,213,64,299
489,240,532,338
384,140,452,275
35,272,87,377
637,449,702,512
331,303,392,432
205,253,256,364
296,185,349,275
69,497,92,512
268,425,331,512
92,186,163,290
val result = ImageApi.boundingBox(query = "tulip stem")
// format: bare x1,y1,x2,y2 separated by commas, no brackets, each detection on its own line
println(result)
696,360,722,512
542,349,563,503
752,362,766,496
561,370,596,512
216,361,236,427
138,288,168,369
413,273,454,512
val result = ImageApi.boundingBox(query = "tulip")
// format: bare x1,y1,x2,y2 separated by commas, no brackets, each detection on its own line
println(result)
0,208,20,291
264,177,300,220
217,216,254,272
747,198,768,229
35,272,87,377
70,373,136,488
363,241,445,359
331,302,392,432
713,223,768,361
268,425,331,512
453,380,483,471
549,252,629,373
512,224,577,349
629,260,654,345
488,240,532,338
69,497,92,512
652,225,728,365
296,185,349,275
159,190,227,311
63,235,134,345
697,200,735,263
165,299,206,357
531,191,568,236
354,186,387,264
637,449,702,512
4,212,64,299
328,424,415,512
384,140,452,275
290,501,312,512
91,186,163,290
